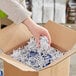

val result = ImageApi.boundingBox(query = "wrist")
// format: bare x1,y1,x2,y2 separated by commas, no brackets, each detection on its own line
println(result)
22,17,37,29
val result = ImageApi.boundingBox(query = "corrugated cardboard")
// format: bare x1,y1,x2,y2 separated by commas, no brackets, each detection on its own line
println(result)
0,21,76,76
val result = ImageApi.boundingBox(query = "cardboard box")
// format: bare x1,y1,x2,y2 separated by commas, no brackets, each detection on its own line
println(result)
0,21,76,76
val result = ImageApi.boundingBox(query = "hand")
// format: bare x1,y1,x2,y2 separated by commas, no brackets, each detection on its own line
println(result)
30,24,51,47
22,17,51,47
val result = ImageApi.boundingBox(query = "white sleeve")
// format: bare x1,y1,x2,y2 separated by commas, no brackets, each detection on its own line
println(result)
0,0,32,24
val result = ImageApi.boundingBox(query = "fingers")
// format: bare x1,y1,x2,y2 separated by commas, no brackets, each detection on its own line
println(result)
35,33,51,48
46,32,51,45
42,30,51,45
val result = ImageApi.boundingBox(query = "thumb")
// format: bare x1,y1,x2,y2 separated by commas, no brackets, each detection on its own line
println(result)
35,36,40,48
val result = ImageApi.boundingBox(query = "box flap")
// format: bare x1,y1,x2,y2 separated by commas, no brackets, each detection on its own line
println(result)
44,21,76,51
0,23,32,53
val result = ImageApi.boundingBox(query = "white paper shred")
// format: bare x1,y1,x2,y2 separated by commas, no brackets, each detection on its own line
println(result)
10,36,64,70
